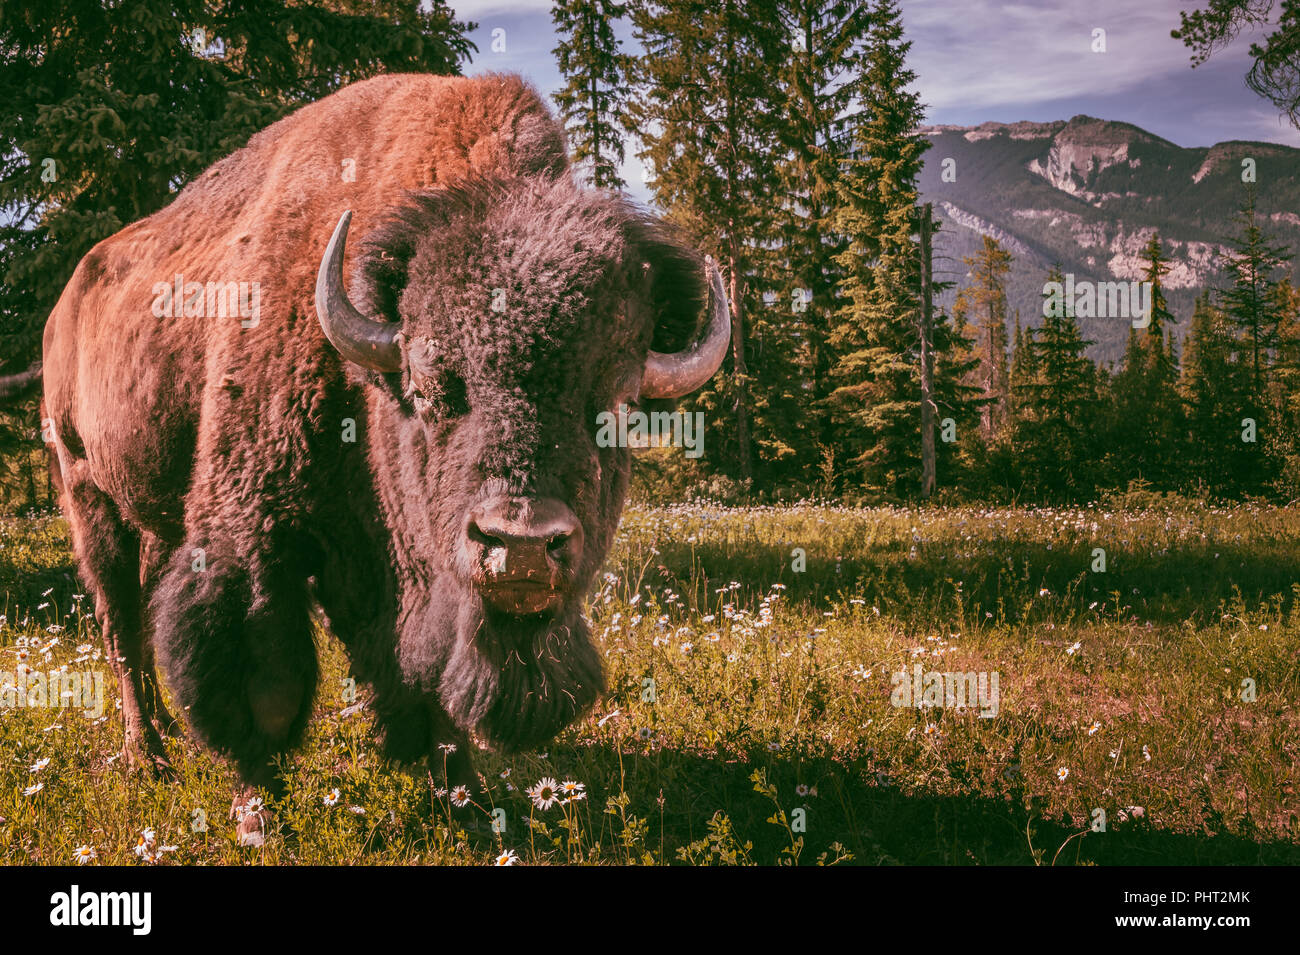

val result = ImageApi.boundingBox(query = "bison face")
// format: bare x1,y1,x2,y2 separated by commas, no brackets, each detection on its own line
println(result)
314,175,728,750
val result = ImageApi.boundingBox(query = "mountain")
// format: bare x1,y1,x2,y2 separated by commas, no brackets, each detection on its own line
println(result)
917,116,1300,364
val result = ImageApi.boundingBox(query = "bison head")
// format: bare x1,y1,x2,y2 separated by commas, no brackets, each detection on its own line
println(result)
314,175,728,750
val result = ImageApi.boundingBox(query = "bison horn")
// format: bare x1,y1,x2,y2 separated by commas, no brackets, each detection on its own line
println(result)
639,255,732,399
315,211,403,372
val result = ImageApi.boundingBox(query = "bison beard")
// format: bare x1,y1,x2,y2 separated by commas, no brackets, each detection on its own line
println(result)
402,589,604,752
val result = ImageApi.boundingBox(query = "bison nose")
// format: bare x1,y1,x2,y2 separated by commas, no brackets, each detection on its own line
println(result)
466,497,583,611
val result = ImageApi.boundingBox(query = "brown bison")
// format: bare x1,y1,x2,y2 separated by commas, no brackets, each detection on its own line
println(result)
39,72,729,844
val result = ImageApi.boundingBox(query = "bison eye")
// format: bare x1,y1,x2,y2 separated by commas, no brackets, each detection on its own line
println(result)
411,368,470,421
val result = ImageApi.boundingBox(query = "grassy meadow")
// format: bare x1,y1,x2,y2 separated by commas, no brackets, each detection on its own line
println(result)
1,496,1298,865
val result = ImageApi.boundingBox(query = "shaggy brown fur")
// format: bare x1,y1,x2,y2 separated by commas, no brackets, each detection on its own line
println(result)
40,73,710,805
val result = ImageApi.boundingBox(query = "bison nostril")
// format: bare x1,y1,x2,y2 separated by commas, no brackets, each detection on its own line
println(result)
467,497,582,580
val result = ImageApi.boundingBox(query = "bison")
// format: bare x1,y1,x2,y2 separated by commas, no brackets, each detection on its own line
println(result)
38,72,729,844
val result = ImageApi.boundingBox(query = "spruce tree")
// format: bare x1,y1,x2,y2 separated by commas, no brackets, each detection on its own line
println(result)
1214,187,1291,493
1108,234,1184,488
552,0,629,190
627,0,783,485
1012,266,1098,500
955,235,1012,440
767,0,874,487
1219,186,1292,401
1269,279,1300,493
1180,292,1251,494
829,0,930,496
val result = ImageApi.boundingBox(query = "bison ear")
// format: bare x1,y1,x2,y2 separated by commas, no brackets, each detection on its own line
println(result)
626,220,709,356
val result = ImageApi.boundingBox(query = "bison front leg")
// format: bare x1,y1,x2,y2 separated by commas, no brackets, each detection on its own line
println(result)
152,544,318,846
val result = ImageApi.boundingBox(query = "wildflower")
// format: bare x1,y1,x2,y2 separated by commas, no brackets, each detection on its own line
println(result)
560,780,586,801
450,785,472,808
1066,641,1081,656
638,727,652,741
29,757,49,773
134,828,177,864
348,806,366,815
1142,745,1151,762
1056,766,1069,782
234,796,264,822
527,777,561,810
795,784,810,797
324,788,340,807
495,849,519,866
437,742,458,755
73,845,96,865
23,782,43,796
1087,721,1101,736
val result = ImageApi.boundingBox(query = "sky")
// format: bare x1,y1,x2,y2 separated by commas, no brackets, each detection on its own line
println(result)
443,0,1300,200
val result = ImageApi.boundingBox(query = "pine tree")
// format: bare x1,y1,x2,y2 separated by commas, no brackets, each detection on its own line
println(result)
955,235,1012,440
1107,234,1184,488
1269,278,1300,493
627,0,783,484
1213,186,1292,493
932,299,983,494
552,0,629,190
829,0,931,496
1011,266,1099,500
1180,292,1251,494
1219,186,1292,401
1008,311,1035,408
766,0,874,487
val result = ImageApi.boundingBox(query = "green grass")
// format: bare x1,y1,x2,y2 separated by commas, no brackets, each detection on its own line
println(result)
1,500,1298,865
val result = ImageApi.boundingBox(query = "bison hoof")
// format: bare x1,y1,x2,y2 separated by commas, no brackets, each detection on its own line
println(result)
151,706,182,738
230,790,272,848
124,739,177,783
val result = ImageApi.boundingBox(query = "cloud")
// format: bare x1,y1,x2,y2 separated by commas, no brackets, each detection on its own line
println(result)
444,0,552,20
906,0,1277,112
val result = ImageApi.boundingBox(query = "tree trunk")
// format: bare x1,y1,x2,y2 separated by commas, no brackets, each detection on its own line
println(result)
727,248,752,480
919,204,936,499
